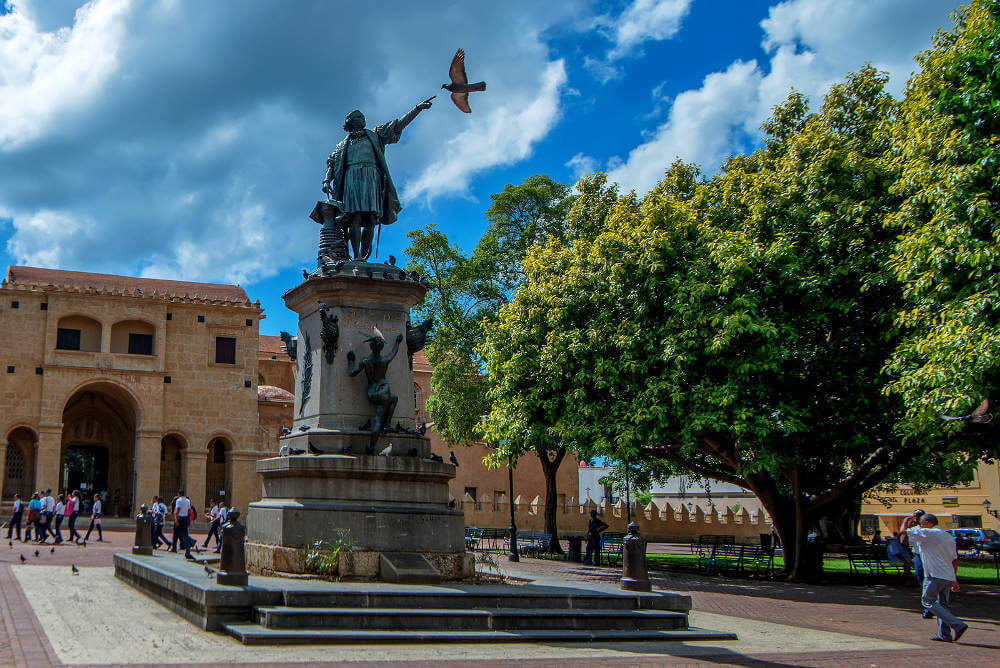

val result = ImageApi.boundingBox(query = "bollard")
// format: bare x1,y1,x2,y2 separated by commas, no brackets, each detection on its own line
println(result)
132,504,153,556
216,509,249,586
620,522,651,592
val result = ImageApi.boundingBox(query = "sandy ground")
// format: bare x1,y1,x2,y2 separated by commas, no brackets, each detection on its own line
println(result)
12,566,917,665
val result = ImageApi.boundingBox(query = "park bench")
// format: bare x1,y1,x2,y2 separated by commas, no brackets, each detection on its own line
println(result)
600,532,626,565
845,545,905,581
503,530,552,556
464,527,484,550
697,542,774,577
690,534,736,555
476,527,507,551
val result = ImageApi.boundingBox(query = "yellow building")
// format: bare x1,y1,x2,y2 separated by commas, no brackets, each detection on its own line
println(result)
0,266,271,514
860,460,1000,535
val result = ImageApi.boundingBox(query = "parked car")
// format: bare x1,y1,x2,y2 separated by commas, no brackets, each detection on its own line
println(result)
947,528,1000,552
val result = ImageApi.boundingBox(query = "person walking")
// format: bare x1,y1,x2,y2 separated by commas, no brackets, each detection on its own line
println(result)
6,493,23,541
214,502,229,553
82,493,103,543
51,494,65,544
66,491,82,544
171,490,194,559
900,513,970,643
583,509,609,566
150,496,170,549
203,500,221,550
37,489,54,544
25,492,42,542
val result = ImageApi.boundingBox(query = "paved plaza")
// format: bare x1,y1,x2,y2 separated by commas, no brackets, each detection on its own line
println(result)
0,528,995,666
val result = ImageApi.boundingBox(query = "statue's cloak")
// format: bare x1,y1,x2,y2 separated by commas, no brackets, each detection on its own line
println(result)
326,119,407,227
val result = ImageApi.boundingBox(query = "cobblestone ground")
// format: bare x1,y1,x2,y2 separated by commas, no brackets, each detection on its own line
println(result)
0,530,996,667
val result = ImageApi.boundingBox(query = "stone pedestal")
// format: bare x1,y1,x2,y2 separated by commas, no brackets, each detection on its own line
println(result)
247,270,470,581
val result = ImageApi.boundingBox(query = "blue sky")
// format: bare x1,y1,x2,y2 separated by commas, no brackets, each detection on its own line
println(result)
0,0,963,336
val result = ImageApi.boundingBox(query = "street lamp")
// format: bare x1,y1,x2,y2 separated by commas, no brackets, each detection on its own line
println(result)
984,499,999,519
508,452,519,562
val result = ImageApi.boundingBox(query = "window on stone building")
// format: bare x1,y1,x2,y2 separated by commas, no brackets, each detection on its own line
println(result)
958,515,982,528
215,337,236,364
464,486,477,500
56,328,81,350
128,333,153,355
212,440,227,463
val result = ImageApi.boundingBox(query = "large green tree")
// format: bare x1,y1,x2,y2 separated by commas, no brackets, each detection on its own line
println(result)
886,0,1000,445
405,175,576,551
482,66,992,579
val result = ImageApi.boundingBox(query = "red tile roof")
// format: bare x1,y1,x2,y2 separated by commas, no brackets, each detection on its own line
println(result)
259,335,287,355
258,385,294,402
4,266,249,302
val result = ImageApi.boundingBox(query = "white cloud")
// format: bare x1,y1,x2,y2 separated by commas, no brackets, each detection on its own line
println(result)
605,0,961,194
565,152,598,179
0,0,585,285
585,0,691,82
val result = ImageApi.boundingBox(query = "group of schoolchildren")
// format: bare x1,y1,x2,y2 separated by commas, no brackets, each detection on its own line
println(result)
5,489,105,544
5,490,230,556
147,492,229,559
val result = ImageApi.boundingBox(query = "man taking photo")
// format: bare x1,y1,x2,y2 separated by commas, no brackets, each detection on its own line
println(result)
900,513,970,642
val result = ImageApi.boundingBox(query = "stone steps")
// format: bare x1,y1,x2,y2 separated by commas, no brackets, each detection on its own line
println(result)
281,589,688,611
254,606,690,631
222,625,738,645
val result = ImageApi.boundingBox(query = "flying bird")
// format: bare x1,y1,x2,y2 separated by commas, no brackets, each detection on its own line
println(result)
71,564,79,575
449,451,460,467
442,48,486,113
942,399,993,423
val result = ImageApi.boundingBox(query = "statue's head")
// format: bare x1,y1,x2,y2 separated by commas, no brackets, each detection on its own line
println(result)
344,110,365,132
365,325,386,352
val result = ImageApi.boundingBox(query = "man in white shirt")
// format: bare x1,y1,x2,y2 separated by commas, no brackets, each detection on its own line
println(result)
900,513,969,642
172,490,194,559
6,494,22,541
203,500,221,550
38,490,55,544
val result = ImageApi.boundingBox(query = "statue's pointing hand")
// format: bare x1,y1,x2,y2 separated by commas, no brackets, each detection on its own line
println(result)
417,96,435,111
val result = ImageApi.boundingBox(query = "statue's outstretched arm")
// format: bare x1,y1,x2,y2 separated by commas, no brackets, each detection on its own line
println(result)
386,333,404,361
346,350,363,377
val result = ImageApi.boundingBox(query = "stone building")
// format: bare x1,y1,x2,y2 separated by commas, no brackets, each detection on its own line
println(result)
0,266,271,514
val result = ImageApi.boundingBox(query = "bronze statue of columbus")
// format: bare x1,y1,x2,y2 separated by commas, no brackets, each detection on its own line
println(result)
316,98,433,263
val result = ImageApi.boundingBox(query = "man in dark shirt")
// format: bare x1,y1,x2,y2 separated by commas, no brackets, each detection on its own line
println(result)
583,510,609,566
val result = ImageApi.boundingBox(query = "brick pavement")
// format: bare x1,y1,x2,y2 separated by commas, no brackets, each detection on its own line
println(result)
0,529,996,666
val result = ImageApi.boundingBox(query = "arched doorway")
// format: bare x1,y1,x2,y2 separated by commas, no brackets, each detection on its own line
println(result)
159,435,184,501
205,437,232,508
61,383,138,514
3,427,37,499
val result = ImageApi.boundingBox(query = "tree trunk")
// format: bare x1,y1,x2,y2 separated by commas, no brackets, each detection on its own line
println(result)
814,499,862,545
537,446,566,554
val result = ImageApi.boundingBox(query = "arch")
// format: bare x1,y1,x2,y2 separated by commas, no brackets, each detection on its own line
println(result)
204,435,233,508
110,319,155,355
3,422,38,444
61,378,143,430
3,427,37,499
56,314,102,352
159,433,186,501
60,382,140,511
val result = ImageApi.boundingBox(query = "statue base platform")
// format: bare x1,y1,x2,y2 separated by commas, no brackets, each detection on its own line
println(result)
279,429,430,457
246,455,470,581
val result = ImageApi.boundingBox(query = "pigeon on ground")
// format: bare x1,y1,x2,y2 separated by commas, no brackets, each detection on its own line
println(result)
388,255,397,266
379,444,393,456
19,554,25,563
34,550,39,558
280,427,291,436
71,564,79,575
352,267,359,278
204,565,216,576
308,442,323,455
288,447,306,456
418,421,428,436
442,49,486,113
448,499,456,509
50,547,54,554
302,269,310,280
449,451,460,467
942,399,993,423
429,452,444,463
298,425,311,432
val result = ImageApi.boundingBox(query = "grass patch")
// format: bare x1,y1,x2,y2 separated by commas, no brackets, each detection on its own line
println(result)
645,552,999,584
